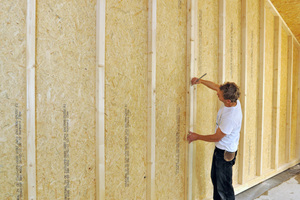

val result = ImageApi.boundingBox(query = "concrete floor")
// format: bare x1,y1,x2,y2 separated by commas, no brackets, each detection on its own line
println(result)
236,164,300,200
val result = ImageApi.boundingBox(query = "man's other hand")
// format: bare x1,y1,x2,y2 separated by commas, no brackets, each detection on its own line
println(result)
187,131,199,143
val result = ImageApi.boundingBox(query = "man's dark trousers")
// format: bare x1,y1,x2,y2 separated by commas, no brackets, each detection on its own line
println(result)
211,147,237,200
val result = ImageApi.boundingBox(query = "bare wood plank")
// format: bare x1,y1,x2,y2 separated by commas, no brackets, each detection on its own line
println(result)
146,0,156,199
238,0,247,185
271,16,281,170
256,0,266,177
286,36,293,163
96,0,105,199
26,0,36,199
186,0,196,199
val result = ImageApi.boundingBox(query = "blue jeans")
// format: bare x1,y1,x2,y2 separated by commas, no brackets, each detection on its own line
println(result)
211,147,237,200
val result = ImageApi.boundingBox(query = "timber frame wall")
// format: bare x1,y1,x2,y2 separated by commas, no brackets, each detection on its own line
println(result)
1,0,300,199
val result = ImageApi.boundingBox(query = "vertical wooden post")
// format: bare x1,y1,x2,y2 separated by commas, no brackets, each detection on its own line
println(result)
285,36,293,163
257,0,266,176
26,0,36,199
186,0,196,199
239,0,247,185
147,0,156,199
96,0,106,199
272,17,281,170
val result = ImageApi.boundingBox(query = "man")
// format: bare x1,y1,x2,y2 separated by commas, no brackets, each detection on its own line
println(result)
187,78,242,200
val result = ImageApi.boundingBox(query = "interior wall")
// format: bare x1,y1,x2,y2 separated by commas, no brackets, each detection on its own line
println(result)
245,0,260,182
155,0,187,199
105,0,148,199
263,7,275,172
194,0,219,199
291,46,299,160
1,0,300,200
225,0,242,185
0,0,27,199
36,0,96,199
279,29,288,166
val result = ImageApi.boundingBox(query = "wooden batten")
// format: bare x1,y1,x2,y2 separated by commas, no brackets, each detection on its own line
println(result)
286,36,293,163
238,0,247,185
96,0,105,199
256,0,266,176
271,17,281,170
26,0,37,199
147,0,156,199
186,0,196,199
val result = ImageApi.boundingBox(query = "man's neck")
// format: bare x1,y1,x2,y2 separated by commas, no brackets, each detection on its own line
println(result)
224,101,237,107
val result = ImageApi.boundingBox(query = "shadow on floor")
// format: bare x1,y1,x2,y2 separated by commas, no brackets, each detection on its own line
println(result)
235,164,300,200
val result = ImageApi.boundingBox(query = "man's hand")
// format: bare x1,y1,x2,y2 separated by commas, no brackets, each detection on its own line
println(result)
187,128,226,143
187,131,199,143
191,77,202,85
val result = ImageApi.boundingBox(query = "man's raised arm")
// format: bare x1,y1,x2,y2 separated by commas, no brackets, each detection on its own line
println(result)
191,78,220,91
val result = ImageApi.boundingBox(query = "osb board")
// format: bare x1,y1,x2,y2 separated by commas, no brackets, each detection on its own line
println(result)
244,0,260,182
291,46,299,160
225,0,241,185
270,0,300,44
0,1,27,199
155,0,187,199
225,0,241,85
36,1,96,199
193,0,218,199
262,7,274,172
278,29,288,166
105,1,148,199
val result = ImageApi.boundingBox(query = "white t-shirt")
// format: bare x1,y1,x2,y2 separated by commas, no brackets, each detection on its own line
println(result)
215,100,242,152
